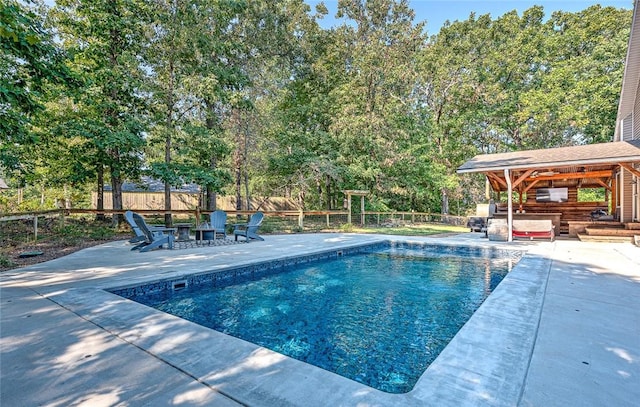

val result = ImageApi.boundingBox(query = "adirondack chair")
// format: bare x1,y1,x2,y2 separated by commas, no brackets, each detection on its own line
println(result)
124,210,167,243
124,210,147,243
233,211,264,241
209,210,228,239
130,212,176,252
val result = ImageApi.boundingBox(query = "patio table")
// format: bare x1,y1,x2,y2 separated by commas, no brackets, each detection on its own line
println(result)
195,228,217,245
174,223,193,241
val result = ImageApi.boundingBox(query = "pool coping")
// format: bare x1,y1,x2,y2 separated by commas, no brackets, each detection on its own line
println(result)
45,237,548,406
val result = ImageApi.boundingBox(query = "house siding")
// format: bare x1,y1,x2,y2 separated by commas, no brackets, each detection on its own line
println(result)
623,113,634,141
621,170,635,222
635,77,640,139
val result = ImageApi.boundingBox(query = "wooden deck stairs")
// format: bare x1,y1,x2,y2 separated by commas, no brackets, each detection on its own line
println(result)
577,222,640,244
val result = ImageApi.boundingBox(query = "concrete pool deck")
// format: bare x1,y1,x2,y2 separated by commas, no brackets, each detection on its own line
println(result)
1,233,638,406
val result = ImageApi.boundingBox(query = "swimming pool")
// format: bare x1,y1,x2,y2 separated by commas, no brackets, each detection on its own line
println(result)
116,242,520,394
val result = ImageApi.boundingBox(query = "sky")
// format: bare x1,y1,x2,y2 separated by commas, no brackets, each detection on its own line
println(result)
306,0,634,35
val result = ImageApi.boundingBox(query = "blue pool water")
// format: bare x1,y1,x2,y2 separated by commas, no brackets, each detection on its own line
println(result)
128,246,514,393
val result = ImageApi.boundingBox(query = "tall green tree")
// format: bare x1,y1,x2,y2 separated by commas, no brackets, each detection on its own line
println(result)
328,0,426,208
219,0,316,210
524,5,631,145
54,0,148,224
1,0,70,180
145,0,247,222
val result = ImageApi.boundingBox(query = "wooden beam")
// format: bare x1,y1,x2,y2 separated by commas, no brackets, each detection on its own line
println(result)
611,171,618,212
487,176,501,192
487,172,507,189
526,170,612,182
512,169,534,189
619,163,640,178
594,178,612,191
523,179,540,193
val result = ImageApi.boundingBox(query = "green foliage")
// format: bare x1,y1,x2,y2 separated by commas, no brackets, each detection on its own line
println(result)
0,253,15,268
578,188,606,202
339,223,354,232
0,0,72,175
51,218,114,241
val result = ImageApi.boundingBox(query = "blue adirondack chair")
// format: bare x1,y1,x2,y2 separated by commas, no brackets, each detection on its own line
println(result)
209,210,228,239
233,212,264,241
124,210,147,243
125,210,168,244
130,212,175,252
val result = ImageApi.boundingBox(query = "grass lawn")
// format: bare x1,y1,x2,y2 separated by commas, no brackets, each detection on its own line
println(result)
346,223,468,236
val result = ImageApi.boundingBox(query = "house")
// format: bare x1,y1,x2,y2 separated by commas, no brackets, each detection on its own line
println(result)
614,0,640,224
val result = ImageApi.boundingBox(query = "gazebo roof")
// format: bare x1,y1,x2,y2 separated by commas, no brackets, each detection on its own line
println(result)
457,140,640,173
457,140,640,193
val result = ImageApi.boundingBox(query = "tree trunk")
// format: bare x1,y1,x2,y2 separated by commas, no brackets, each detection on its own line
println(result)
234,151,242,211
205,152,217,210
441,189,449,215
162,182,171,226
325,176,332,210
244,170,251,211
206,187,217,211
164,126,173,225
111,172,123,228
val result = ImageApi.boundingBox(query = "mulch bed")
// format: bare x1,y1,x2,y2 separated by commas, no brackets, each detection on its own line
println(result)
0,236,131,272
0,216,132,272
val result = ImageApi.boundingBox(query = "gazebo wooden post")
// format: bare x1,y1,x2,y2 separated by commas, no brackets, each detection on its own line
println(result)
485,178,491,200
612,170,618,216
505,169,513,242
518,192,524,212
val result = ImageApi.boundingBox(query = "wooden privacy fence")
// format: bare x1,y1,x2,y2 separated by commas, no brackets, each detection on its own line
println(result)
92,192,297,211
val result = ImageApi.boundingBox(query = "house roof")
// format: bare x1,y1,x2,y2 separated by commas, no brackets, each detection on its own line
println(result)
0,178,8,189
457,139,640,173
104,176,200,193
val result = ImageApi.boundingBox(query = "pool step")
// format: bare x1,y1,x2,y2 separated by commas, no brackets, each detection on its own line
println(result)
577,234,636,243
585,227,639,237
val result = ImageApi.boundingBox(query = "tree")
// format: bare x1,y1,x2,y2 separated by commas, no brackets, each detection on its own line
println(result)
525,5,631,145
145,0,248,222
1,0,70,179
327,0,427,207
218,0,318,210
54,0,148,225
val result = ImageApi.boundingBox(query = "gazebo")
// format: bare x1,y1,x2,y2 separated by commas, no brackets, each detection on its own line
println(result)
457,140,640,240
